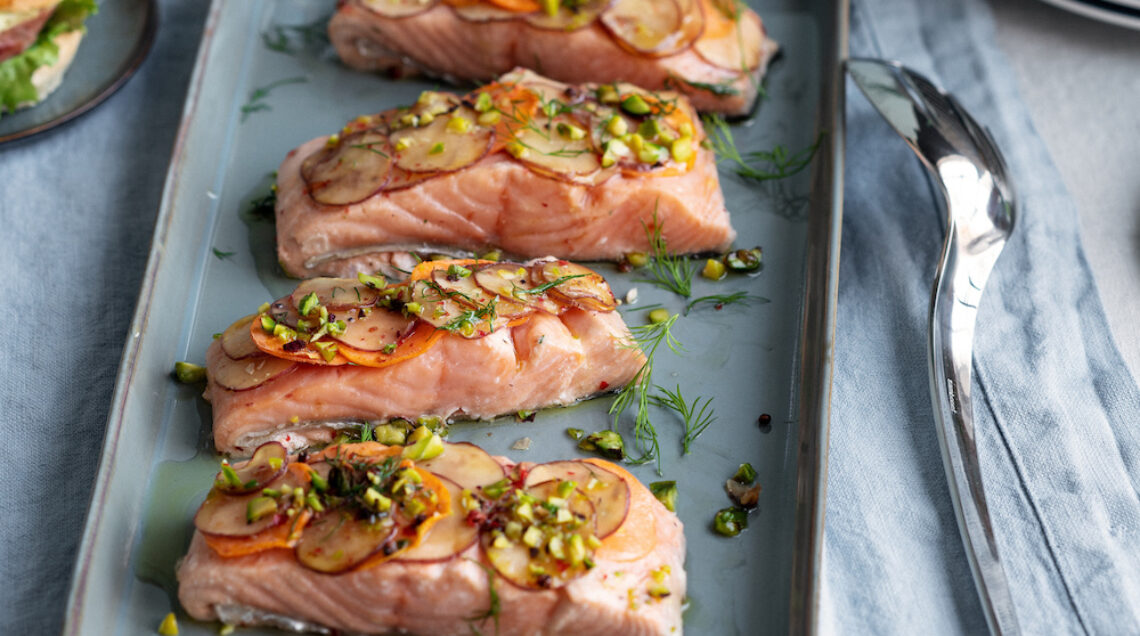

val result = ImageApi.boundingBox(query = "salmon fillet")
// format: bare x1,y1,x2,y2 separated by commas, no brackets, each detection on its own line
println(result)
275,70,734,279
204,258,645,455
329,0,778,116
177,449,686,636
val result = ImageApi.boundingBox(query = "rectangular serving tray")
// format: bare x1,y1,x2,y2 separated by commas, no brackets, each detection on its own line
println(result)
64,0,847,633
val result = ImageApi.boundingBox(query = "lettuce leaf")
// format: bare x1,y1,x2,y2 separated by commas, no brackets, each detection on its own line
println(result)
0,0,98,114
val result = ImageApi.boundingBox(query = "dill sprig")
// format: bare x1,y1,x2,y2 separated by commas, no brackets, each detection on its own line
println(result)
651,384,716,454
609,314,682,474
703,114,823,182
684,291,767,315
465,559,501,635
240,76,308,122
637,212,695,298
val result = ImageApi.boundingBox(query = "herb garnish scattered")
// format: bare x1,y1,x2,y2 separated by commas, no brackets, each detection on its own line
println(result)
212,248,235,260
665,73,741,97
703,114,824,183
684,291,766,315
637,212,695,298
609,313,682,474
261,15,330,55
651,384,716,454
241,76,308,122
465,559,501,635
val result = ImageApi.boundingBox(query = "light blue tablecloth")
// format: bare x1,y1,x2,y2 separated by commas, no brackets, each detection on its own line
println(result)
824,0,1140,634
1,0,1136,633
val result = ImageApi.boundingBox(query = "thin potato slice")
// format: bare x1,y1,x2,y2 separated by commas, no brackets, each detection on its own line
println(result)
693,0,764,71
331,308,416,352
390,107,494,173
211,352,298,391
600,0,688,57
394,476,479,562
295,510,399,573
532,260,616,311
194,491,286,538
360,0,440,19
524,0,611,31
473,262,560,314
509,112,603,183
302,131,392,206
214,442,289,494
419,441,507,488
524,460,630,538
220,314,260,360
481,480,597,590
291,278,379,311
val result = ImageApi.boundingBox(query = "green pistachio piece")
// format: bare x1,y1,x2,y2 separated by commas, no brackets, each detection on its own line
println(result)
174,361,206,384
620,94,651,116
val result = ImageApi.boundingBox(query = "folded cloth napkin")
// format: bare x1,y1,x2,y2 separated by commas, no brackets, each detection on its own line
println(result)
0,2,209,633
823,0,1140,633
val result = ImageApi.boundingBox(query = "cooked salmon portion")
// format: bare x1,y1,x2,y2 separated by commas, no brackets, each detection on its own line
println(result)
204,257,645,455
178,446,686,636
275,69,734,279
329,0,778,116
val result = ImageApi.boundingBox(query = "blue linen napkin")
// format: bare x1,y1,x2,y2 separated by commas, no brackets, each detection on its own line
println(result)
0,2,208,633
823,0,1140,633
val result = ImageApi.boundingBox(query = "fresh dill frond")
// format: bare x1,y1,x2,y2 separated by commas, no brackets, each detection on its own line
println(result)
703,114,824,183
651,384,716,454
465,559,501,635
212,248,235,260
684,291,767,315
261,14,331,56
609,314,683,474
240,76,308,122
636,211,695,298
359,423,373,442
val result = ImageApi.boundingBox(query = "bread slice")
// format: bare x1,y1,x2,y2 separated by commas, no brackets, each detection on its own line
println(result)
23,25,80,105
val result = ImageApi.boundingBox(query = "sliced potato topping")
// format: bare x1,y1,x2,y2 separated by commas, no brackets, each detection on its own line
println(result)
360,0,441,19
390,106,494,174
302,130,392,206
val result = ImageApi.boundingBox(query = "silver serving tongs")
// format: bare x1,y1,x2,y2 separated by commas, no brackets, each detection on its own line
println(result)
846,59,1019,635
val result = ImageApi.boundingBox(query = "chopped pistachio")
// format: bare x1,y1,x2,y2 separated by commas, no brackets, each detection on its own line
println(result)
158,612,179,636
393,137,413,152
429,142,445,155
477,110,501,126
637,141,666,165
403,431,445,461
556,480,577,498
373,422,409,445
447,264,472,279
325,133,340,148
419,112,435,125
648,584,671,599
259,315,276,332
298,291,319,316
522,525,544,548
492,532,511,549
305,491,324,512
606,115,628,137
416,414,447,433
540,0,560,16
219,625,235,636
724,247,763,272
398,113,418,128
405,301,423,315
447,115,471,134
174,362,206,384
505,141,529,159
566,427,585,441
578,430,625,460
713,506,749,537
257,302,271,314
548,534,566,560
638,118,663,140
479,249,502,262
246,496,277,523
625,251,649,268
733,462,758,484
596,84,620,105
679,122,694,137
474,92,493,113
357,272,386,289
670,136,694,163
621,94,651,115
382,343,397,354
647,308,671,324
649,481,678,512
516,502,536,522
309,470,329,492
701,258,726,280
364,487,392,511
311,340,338,362
556,121,586,140
568,533,587,565
483,478,510,499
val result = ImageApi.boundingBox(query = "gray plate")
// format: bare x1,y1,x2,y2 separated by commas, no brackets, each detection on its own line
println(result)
64,0,846,634
0,0,156,145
